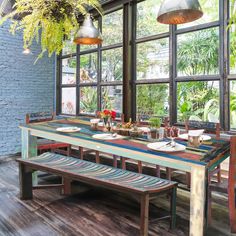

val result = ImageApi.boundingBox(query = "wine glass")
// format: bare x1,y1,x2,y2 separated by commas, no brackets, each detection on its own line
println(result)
167,127,176,147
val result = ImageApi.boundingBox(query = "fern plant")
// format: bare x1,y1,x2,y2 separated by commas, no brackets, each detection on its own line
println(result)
0,0,102,60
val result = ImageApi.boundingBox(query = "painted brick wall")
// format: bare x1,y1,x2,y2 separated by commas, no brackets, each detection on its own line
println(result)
0,21,55,156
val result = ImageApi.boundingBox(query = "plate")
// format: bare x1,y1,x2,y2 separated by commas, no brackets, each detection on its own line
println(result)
56,127,81,133
147,141,186,152
178,133,211,141
92,133,124,140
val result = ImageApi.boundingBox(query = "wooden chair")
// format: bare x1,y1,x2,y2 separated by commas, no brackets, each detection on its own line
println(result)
207,136,236,233
185,120,221,186
26,112,71,156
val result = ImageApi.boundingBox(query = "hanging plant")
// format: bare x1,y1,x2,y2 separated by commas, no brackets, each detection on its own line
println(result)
0,0,102,60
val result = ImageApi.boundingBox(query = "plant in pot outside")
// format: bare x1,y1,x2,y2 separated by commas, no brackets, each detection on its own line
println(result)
148,117,162,140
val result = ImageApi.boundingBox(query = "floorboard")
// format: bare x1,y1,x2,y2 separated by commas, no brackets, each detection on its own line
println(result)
0,154,231,236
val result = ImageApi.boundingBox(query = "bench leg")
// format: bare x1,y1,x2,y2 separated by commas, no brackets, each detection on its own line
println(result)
166,167,172,180
121,157,126,170
140,194,149,236
156,165,160,177
19,163,33,200
170,187,177,229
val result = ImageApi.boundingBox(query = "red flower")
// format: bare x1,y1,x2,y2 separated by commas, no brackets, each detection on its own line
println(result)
104,109,110,116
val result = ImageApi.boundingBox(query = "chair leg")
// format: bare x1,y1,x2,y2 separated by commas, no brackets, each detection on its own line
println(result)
121,157,126,170
166,167,172,180
138,161,142,174
67,145,71,156
95,151,100,164
170,187,177,229
207,188,212,226
217,165,221,183
62,178,72,195
229,186,236,233
79,147,84,160
140,194,149,236
156,165,160,177
186,172,191,188
113,155,118,168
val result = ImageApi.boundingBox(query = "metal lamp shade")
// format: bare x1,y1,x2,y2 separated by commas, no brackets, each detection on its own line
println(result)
157,0,203,25
0,0,13,16
74,14,102,45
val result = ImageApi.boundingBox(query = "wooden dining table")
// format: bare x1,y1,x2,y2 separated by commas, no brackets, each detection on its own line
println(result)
19,117,232,236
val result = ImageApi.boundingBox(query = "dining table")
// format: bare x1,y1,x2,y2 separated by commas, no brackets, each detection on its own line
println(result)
19,117,232,236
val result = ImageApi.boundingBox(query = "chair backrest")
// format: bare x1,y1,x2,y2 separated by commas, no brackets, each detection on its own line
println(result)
185,120,221,138
26,111,55,124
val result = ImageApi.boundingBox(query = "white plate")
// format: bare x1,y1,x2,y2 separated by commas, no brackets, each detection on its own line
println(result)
147,141,186,153
178,133,211,141
92,133,124,140
56,127,81,133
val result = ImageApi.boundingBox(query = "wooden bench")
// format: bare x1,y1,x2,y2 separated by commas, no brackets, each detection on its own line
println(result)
17,152,178,236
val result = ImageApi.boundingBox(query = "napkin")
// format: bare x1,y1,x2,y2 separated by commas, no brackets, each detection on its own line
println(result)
90,119,100,124
188,129,204,137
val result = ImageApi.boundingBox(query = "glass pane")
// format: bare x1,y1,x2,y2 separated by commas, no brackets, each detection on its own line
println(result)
177,81,220,122
102,9,123,46
178,0,219,29
80,87,97,115
230,24,236,74
80,53,98,83
177,28,219,76
62,57,76,85
230,81,236,130
101,86,123,115
137,0,169,38
62,40,76,55
137,38,169,80
80,21,99,51
102,48,123,82
136,84,169,120
61,87,76,115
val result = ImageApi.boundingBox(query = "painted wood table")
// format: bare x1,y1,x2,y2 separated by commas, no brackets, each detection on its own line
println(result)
20,118,231,236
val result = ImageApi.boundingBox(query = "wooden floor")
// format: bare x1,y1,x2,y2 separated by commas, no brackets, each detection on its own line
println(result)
0,153,232,236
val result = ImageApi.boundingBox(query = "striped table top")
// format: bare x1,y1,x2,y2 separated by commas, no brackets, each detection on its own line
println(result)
20,118,230,167
17,152,177,194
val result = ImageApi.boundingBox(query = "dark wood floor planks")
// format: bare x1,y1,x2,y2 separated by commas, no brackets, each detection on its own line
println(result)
0,155,231,236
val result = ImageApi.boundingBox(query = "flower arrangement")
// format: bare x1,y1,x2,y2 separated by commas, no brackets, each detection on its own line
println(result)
99,109,116,120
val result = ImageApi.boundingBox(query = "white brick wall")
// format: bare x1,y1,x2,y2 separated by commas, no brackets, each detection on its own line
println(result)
0,21,55,156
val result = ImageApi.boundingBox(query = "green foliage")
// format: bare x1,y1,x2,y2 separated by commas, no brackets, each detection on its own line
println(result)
149,117,161,129
0,0,102,61
80,87,97,113
136,84,168,117
177,28,219,76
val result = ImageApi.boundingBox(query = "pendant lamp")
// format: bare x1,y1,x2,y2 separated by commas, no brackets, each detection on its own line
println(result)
74,14,102,45
157,0,203,25
0,0,13,16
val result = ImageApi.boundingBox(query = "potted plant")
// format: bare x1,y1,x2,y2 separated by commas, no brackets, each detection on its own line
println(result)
148,117,161,140
0,0,102,61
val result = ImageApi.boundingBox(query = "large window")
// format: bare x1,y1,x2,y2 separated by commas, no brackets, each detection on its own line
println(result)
58,0,235,131
59,9,123,116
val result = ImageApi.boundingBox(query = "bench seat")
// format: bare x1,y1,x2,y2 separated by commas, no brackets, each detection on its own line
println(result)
17,152,178,236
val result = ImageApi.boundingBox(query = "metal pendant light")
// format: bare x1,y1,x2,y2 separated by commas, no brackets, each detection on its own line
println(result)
0,0,13,16
74,14,102,45
157,0,203,25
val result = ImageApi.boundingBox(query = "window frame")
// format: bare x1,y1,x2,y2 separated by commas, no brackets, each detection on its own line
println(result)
57,0,235,131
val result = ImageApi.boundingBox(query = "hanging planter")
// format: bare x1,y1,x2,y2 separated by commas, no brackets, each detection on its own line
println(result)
0,0,102,61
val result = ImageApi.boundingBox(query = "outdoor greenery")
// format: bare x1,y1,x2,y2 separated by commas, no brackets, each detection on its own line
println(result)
0,0,102,60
